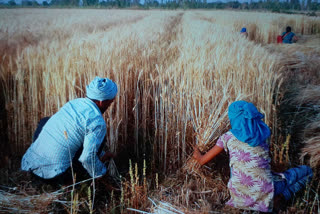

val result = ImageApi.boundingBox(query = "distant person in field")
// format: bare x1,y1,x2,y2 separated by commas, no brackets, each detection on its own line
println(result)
281,26,298,44
240,27,248,38
21,76,117,184
193,100,313,212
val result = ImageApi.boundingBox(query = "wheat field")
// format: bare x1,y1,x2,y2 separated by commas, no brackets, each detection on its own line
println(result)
0,9,320,213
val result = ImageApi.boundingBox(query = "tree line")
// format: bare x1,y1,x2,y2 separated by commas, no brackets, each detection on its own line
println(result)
4,0,320,13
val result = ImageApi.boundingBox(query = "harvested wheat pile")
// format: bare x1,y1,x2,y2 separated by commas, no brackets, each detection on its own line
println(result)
295,85,320,168
0,188,57,213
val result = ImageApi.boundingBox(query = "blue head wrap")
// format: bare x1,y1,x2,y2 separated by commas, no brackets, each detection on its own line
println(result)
86,76,118,101
228,100,271,147
240,28,247,33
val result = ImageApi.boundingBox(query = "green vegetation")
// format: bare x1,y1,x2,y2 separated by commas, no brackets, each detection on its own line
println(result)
1,0,320,12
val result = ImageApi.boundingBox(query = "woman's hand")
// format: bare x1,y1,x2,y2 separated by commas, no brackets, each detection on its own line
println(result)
193,146,202,162
192,145,224,166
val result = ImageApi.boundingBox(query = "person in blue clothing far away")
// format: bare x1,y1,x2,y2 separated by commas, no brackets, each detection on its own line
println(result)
240,27,248,38
282,26,298,44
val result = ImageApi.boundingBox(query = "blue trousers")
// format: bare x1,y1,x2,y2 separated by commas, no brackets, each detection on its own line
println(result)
274,165,313,200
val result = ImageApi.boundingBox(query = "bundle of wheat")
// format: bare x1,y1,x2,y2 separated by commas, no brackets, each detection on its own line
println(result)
263,42,320,167
296,85,320,168
301,135,320,168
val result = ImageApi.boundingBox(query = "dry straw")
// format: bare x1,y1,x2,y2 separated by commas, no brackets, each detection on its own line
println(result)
297,85,320,168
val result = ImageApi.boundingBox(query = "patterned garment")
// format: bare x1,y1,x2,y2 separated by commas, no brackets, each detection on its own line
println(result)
21,98,107,179
216,131,274,212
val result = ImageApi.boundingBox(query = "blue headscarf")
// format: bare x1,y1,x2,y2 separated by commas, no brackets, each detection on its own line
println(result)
228,100,271,147
240,28,247,33
86,76,118,101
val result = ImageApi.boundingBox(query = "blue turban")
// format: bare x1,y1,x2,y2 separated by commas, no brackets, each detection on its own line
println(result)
228,101,271,147
240,28,247,33
86,77,118,101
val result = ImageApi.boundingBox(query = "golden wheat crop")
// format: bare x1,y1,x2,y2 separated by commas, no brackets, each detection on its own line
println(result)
1,8,320,168
1,9,320,212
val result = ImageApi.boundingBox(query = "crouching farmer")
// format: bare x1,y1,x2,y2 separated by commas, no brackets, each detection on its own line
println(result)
21,77,117,185
193,101,313,212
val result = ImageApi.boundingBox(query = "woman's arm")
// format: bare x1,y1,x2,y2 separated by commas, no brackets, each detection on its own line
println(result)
193,145,224,166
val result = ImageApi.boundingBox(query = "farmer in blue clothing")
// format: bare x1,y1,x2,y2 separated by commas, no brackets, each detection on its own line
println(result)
240,27,248,38
282,26,298,44
21,77,117,184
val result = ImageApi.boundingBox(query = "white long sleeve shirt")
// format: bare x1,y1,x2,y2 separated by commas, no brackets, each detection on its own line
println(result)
21,98,107,179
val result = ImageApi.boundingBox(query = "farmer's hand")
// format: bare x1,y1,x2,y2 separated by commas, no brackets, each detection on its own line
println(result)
194,145,224,166
193,146,202,162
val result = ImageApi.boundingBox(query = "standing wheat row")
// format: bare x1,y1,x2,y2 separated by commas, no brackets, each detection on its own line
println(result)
0,9,293,172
